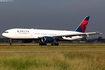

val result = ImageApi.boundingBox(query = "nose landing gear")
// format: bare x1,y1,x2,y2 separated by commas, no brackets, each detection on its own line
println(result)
9,39,12,45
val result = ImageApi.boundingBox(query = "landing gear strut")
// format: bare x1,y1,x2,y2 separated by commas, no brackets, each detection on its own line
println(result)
9,39,12,45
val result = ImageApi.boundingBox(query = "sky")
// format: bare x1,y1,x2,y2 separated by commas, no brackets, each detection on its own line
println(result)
0,0,105,38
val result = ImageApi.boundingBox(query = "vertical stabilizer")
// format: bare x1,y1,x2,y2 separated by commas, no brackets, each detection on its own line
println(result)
75,16,90,33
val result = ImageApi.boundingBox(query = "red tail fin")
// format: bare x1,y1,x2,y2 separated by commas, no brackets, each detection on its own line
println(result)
75,16,90,33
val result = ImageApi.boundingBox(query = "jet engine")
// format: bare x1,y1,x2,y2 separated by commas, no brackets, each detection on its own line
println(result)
40,36,54,43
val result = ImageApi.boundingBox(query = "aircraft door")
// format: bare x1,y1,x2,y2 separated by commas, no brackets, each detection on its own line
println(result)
15,30,19,36
30,28,34,37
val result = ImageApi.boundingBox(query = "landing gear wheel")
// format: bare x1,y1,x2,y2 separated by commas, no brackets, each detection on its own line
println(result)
9,39,12,45
51,43,59,46
10,43,12,45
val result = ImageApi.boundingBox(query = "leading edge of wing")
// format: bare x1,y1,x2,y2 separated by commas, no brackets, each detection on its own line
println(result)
52,33,87,38
52,32,102,38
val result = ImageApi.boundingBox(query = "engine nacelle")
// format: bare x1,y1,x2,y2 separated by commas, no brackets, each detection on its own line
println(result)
40,36,54,43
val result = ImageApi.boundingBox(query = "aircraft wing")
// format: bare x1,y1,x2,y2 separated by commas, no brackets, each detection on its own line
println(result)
52,33,86,38
52,32,101,38
85,32,102,35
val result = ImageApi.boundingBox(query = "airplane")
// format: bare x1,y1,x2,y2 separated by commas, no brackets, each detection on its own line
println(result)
2,16,101,45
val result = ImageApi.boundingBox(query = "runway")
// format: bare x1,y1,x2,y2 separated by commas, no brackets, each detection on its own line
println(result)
0,45,105,46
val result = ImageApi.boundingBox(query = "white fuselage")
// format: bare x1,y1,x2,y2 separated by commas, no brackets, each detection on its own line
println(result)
1,16,101,45
2,28,84,40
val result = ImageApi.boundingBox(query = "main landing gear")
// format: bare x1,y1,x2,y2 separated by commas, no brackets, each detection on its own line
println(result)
39,42,59,46
39,43,47,45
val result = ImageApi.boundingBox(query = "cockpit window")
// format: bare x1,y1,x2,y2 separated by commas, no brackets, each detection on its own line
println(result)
4,31,9,33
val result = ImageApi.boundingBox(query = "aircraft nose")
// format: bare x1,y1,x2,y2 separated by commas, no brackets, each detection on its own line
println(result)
2,33,8,38
2,33,5,37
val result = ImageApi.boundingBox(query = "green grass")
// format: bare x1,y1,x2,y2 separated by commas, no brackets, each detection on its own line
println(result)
0,43,105,70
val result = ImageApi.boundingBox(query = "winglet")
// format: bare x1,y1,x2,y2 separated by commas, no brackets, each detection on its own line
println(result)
75,16,90,33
